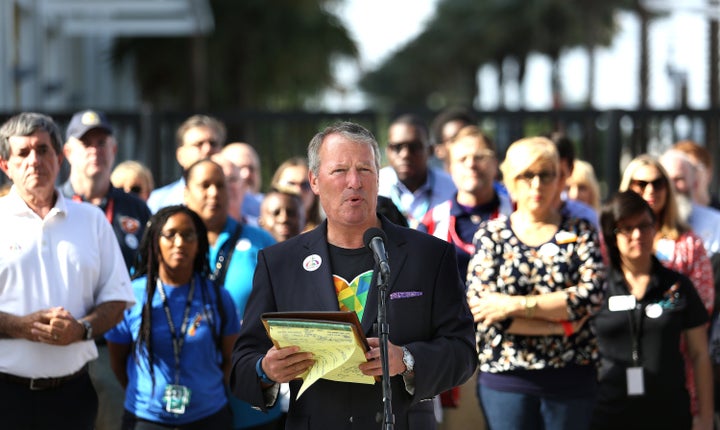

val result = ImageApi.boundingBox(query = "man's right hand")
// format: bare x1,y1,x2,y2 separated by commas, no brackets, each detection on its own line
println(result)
0,308,61,341
262,345,314,383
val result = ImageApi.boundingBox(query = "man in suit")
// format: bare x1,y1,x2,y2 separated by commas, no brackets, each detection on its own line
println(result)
230,121,476,429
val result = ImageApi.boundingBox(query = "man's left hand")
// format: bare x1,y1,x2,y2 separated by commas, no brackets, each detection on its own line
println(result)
359,338,407,377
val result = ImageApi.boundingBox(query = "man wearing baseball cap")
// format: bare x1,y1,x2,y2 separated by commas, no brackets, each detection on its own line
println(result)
61,109,151,430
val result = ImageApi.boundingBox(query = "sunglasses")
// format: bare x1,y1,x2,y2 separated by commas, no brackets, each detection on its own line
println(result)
614,221,655,236
515,170,557,185
388,140,424,154
629,178,665,192
282,180,311,191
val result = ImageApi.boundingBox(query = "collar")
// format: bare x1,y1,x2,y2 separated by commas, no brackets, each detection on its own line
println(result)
5,186,67,218
609,256,677,298
450,192,500,217
61,180,116,208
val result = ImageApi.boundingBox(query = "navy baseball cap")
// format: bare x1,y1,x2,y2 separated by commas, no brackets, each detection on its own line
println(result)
66,110,113,140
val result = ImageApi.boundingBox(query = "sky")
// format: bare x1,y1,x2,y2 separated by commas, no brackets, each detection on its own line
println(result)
323,0,714,112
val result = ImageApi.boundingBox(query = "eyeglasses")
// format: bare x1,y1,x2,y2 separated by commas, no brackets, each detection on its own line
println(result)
629,178,665,192
388,140,424,154
159,230,198,242
515,170,557,185
282,180,311,191
614,221,655,236
183,140,219,150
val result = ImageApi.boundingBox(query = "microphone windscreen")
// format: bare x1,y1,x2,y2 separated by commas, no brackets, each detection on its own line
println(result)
363,227,387,249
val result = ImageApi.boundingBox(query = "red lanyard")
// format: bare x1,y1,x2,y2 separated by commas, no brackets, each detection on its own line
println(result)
447,207,500,255
72,195,115,224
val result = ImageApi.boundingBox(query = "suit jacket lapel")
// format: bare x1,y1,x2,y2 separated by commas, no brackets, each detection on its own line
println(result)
300,222,341,312
361,217,409,334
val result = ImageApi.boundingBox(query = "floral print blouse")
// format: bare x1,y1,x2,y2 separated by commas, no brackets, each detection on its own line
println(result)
467,215,605,373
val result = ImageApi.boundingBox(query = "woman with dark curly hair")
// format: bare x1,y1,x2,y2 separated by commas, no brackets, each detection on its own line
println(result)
592,191,712,430
106,205,240,429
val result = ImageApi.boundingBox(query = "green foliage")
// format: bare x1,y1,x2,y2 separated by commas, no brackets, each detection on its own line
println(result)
360,0,630,110
111,0,358,110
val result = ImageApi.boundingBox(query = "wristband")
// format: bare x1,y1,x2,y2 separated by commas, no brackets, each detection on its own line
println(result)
560,321,573,337
255,357,274,384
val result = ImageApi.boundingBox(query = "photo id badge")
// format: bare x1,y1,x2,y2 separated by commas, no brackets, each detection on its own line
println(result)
626,367,645,396
163,384,191,414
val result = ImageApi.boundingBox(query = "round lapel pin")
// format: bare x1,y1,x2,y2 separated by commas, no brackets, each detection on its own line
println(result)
303,254,322,272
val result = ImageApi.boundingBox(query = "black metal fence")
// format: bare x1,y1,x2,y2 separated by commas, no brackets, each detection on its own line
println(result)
1,108,718,202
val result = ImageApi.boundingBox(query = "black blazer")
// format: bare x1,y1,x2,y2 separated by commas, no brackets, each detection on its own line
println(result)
230,216,477,429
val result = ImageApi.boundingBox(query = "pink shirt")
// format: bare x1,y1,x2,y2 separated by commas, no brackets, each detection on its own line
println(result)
656,230,714,416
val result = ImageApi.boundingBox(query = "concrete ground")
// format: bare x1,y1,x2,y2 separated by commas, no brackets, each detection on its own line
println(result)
439,370,486,430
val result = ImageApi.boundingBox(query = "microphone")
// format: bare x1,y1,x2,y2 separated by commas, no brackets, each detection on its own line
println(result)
363,227,390,277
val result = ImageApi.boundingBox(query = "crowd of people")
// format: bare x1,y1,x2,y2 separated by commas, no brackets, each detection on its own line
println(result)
0,107,719,430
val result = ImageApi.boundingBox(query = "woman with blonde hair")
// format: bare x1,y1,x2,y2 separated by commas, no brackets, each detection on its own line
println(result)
566,159,601,211
111,160,155,202
619,154,714,417
467,136,605,430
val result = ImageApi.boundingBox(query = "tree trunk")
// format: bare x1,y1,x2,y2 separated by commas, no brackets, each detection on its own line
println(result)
708,8,719,198
636,2,650,155
551,53,562,110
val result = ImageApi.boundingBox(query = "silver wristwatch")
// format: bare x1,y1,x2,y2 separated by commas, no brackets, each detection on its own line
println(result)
80,319,93,340
401,346,414,376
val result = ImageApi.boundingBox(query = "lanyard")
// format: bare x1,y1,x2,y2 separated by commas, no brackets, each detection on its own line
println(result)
211,224,243,286
72,194,115,224
157,277,195,385
447,207,500,255
615,277,646,367
626,300,646,366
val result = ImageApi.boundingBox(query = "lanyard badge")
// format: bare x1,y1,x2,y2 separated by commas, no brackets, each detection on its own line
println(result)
164,384,192,414
157,278,196,415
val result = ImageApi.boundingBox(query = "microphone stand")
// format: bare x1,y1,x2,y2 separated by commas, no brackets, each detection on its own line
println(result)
376,263,394,430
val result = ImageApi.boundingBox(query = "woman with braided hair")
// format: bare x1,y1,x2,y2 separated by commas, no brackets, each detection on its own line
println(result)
106,205,240,429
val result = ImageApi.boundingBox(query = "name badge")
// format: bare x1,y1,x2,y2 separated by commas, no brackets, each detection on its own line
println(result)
626,366,645,396
164,384,191,414
608,295,636,312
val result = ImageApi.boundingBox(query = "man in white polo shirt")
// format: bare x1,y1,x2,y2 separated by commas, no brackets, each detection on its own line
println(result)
0,112,135,430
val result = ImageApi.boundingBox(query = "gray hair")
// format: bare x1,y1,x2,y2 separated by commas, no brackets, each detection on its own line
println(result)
0,112,63,159
307,121,380,175
175,114,226,147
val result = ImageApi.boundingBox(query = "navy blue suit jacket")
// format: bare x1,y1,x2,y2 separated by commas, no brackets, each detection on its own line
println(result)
230,216,477,429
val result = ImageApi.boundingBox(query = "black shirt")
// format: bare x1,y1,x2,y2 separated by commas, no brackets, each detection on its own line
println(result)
591,258,708,429
61,182,151,272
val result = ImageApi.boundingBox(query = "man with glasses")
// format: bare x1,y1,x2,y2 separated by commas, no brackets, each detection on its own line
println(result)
147,114,225,213
419,125,512,277
61,109,151,430
660,149,720,259
379,114,456,229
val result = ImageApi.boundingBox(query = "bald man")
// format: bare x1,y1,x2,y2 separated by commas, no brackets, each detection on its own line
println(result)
222,142,264,221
